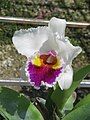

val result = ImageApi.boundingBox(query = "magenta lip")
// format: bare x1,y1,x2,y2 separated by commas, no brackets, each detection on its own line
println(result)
26,60,62,89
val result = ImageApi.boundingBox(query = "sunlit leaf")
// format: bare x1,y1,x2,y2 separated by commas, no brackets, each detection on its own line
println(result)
62,94,90,120
74,94,90,109
62,92,76,112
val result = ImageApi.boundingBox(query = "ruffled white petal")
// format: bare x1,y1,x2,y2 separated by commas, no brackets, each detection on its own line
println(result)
58,65,73,90
12,27,49,58
48,17,82,64
65,37,82,63
48,17,66,39
56,37,82,65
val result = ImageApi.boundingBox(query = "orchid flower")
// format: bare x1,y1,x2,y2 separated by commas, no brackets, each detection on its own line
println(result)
12,17,82,90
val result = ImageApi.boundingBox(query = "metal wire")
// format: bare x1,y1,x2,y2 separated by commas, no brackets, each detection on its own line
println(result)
0,16,90,28
0,79,90,88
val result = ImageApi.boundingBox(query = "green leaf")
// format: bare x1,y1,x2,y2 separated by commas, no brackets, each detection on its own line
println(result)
62,92,76,112
0,87,44,120
74,94,90,109
62,103,90,120
51,65,90,110
62,95,90,120
0,111,8,120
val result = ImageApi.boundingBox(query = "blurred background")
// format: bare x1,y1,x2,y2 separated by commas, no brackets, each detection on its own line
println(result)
0,0,90,79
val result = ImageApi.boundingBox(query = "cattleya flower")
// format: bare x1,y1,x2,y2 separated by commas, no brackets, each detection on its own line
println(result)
12,17,82,90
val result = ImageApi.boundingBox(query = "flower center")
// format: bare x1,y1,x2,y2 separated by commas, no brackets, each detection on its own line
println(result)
40,54,57,65
26,51,63,89
31,51,62,70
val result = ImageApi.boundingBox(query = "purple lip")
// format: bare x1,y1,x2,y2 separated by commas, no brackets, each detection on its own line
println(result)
26,61,62,89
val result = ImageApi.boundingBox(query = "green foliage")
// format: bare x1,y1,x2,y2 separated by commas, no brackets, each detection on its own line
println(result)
0,65,90,120
62,104,90,120
74,94,90,110
0,87,44,120
62,94,90,120
62,92,76,112
51,65,90,110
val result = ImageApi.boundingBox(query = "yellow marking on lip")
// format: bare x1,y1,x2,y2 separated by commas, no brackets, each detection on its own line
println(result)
52,58,62,69
32,54,62,69
32,55,42,67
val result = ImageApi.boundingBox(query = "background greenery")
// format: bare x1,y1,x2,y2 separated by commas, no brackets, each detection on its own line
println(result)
0,0,90,79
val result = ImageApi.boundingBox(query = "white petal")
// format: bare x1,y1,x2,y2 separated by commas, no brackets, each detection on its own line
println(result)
39,29,59,54
39,39,59,54
12,27,49,58
48,17,66,38
58,65,73,90
48,17,82,64
56,37,82,65
66,37,82,63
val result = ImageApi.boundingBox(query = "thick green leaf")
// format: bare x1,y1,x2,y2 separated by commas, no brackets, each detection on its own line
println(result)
51,65,90,110
63,94,90,120
74,94,90,109
62,103,90,120
0,87,44,120
62,95,90,120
